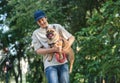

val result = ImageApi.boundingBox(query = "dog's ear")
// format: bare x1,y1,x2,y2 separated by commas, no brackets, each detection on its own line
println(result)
53,25,56,29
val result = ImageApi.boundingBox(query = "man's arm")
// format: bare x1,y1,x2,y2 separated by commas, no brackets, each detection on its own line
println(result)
36,47,61,55
67,36,75,47
36,36,75,55
62,36,75,53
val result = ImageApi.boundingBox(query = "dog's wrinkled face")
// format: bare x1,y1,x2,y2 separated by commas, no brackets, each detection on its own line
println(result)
46,28,56,40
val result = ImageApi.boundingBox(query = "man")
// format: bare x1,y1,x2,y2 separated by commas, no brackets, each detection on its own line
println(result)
32,10,75,83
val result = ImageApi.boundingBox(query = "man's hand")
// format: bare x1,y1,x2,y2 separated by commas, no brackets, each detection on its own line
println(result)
53,45,62,53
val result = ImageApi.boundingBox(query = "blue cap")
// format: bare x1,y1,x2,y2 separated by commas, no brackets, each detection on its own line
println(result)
34,10,46,21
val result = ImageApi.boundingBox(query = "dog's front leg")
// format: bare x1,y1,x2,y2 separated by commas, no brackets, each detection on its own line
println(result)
59,46,64,59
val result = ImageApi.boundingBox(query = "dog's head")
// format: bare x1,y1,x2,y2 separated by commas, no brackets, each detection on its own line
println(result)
46,28,57,40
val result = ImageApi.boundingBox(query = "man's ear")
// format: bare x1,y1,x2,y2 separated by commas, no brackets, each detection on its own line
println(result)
45,17,47,20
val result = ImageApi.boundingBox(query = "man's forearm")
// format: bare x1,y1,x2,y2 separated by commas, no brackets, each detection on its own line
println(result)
36,48,55,55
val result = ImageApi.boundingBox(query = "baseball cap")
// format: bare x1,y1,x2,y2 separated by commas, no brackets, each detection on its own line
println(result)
34,10,46,21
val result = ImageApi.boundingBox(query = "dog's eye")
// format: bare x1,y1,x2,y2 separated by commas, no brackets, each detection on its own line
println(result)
50,30,54,33
47,30,50,33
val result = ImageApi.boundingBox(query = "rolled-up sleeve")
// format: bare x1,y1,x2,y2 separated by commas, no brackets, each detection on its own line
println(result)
32,33,42,51
58,24,72,40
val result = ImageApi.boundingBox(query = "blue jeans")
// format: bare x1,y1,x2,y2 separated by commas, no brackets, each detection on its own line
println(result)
45,63,69,83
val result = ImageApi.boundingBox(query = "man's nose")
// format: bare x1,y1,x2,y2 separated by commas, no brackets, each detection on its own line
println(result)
40,20,44,24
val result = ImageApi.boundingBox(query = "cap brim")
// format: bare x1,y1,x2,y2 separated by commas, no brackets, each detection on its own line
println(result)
35,16,45,21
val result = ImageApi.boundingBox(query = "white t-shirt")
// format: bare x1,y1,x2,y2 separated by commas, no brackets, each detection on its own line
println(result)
32,24,72,69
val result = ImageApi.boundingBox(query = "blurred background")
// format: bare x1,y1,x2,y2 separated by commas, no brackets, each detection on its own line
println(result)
0,0,120,83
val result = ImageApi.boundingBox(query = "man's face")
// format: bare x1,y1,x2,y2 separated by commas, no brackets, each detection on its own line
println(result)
37,17,48,28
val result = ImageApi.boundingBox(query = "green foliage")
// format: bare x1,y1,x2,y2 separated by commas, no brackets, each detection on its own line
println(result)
1,0,120,83
74,0,120,82
26,52,46,83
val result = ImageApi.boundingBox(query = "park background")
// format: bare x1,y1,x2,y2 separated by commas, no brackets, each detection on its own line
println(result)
0,0,120,83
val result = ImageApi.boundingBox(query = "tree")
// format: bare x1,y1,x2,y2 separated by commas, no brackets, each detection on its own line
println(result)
74,0,120,82
1,0,119,83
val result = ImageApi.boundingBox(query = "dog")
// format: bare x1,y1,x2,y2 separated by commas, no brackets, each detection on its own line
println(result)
46,26,74,73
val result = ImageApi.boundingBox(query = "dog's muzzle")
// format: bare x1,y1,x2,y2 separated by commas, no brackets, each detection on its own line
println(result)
46,32,54,39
